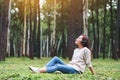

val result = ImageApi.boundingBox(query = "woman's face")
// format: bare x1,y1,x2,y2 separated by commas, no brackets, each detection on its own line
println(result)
75,35,83,46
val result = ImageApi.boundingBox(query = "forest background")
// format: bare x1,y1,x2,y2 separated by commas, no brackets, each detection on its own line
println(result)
0,0,120,61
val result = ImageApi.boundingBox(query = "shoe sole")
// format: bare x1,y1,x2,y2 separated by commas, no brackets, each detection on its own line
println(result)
29,66,36,73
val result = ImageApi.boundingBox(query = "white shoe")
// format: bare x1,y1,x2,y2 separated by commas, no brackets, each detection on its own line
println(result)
29,66,40,73
55,71,62,74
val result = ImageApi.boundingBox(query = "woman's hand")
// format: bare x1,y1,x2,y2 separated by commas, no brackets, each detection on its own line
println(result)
89,66,95,75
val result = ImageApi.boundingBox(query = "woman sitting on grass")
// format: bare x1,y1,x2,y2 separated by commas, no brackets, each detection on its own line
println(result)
29,34,95,74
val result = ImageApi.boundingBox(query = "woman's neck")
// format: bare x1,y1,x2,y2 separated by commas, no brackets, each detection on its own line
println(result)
78,45,84,49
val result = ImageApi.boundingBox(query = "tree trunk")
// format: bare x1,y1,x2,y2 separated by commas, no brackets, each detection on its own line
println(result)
26,17,30,57
33,0,37,57
67,0,76,59
60,0,66,58
110,0,114,59
0,2,1,31
23,0,27,56
53,0,56,46
83,0,88,35
103,0,107,59
37,0,41,58
91,0,97,58
29,0,34,59
75,0,83,36
51,0,57,57
114,0,120,60
67,0,83,59
7,0,11,57
0,0,10,61
47,1,52,57
119,0,120,58
96,0,99,58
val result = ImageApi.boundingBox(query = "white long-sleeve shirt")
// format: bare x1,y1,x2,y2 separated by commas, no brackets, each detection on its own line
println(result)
67,47,92,73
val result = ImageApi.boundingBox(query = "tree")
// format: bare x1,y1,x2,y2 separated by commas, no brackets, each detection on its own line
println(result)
74,0,83,36
91,0,97,58
0,0,11,61
0,1,1,31
83,0,88,35
114,0,120,60
103,0,107,59
37,0,41,58
96,0,100,58
60,0,66,58
47,0,52,57
53,0,57,48
29,0,34,59
51,0,57,57
7,0,12,57
67,0,83,59
118,0,120,58
33,0,37,57
23,0,27,56
110,0,115,59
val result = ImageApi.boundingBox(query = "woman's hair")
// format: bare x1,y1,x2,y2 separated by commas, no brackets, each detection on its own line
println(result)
81,34,91,50
81,34,92,60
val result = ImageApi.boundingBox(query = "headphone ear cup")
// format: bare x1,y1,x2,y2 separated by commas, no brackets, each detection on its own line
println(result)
81,40,87,46
81,35,89,46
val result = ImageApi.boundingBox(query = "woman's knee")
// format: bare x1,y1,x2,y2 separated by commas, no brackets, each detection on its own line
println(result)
53,56,59,60
55,64,64,69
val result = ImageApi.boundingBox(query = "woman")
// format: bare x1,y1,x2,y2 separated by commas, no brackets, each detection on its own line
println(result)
29,34,95,74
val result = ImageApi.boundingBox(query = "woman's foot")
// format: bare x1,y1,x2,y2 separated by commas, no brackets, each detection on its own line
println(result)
29,66,40,73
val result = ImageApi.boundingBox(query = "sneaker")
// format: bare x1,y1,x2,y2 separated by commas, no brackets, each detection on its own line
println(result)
55,71,63,74
29,66,40,73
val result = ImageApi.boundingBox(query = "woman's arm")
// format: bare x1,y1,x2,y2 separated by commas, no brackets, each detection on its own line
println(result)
89,66,95,75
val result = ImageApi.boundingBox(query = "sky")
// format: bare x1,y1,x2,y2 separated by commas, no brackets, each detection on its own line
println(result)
40,0,45,8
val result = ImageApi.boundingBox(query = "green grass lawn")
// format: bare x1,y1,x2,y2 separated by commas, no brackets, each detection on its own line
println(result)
0,57,120,80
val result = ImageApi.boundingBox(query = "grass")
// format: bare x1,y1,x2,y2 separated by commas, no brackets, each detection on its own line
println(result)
0,57,120,80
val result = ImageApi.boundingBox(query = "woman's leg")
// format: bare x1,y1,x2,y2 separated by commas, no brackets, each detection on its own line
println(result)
46,56,65,67
46,64,79,74
29,56,66,73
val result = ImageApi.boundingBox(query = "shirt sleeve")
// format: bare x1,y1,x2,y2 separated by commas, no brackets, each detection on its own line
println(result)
84,49,92,67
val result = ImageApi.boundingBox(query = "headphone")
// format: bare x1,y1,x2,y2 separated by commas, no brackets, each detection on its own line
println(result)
81,36,89,46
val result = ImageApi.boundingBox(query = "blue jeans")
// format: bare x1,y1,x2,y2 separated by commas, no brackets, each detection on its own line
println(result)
46,56,79,74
